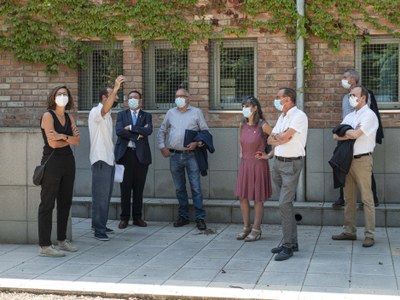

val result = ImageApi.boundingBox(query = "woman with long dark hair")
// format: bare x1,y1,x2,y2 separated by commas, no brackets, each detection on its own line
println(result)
38,85,80,257
234,97,272,241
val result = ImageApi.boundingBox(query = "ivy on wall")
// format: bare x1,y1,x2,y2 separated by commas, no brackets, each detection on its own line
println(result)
0,0,399,73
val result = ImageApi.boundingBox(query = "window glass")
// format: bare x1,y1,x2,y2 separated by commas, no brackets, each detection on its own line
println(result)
78,42,123,110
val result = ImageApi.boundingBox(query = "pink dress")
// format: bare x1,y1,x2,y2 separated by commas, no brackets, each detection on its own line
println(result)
234,121,272,202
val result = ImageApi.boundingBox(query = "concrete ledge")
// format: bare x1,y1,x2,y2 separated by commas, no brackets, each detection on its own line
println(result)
72,197,400,227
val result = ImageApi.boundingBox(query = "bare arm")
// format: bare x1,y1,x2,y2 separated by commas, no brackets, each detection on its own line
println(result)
101,75,125,117
268,128,295,146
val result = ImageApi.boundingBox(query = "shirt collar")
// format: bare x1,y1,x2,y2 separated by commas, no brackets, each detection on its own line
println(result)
355,104,368,115
284,106,297,117
176,104,192,112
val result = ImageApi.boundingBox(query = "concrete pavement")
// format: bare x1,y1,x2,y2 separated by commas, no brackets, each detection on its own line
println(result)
1,218,400,300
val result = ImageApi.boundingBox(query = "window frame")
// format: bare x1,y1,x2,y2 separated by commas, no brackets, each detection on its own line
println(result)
78,42,123,111
143,41,188,110
356,36,400,109
210,39,257,110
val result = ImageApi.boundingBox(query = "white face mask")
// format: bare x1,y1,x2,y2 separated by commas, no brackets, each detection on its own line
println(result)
274,99,284,111
128,98,140,109
175,97,186,108
341,79,351,89
242,107,253,118
349,95,359,108
55,95,69,107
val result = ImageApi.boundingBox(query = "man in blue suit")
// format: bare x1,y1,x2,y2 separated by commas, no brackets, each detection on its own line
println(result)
115,90,153,229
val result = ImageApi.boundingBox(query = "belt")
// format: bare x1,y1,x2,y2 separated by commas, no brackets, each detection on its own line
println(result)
275,156,303,162
169,149,194,154
354,152,372,159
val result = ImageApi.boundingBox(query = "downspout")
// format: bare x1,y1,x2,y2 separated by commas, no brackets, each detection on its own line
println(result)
296,0,305,202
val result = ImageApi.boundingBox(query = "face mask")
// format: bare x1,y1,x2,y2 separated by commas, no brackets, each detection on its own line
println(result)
242,107,253,118
112,101,118,108
175,97,186,108
55,95,68,107
128,98,140,109
274,99,284,111
349,95,359,108
341,79,351,89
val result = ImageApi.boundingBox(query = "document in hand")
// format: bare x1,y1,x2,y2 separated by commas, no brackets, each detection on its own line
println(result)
114,164,125,183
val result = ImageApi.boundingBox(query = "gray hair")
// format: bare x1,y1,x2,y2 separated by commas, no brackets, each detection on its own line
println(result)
344,68,359,83
176,88,190,97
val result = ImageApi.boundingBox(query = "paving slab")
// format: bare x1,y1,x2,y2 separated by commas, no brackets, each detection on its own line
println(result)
0,218,399,300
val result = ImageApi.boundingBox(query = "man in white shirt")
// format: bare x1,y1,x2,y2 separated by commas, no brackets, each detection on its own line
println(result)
267,88,308,261
88,75,125,241
332,86,379,247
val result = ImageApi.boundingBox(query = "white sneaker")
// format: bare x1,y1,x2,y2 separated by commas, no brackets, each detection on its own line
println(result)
57,240,78,252
40,245,65,257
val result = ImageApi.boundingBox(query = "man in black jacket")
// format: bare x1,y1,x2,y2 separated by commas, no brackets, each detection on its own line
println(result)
115,90,153,229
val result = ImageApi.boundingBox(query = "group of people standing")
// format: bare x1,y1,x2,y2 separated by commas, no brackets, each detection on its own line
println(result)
37,76,212,257
37,68,381,261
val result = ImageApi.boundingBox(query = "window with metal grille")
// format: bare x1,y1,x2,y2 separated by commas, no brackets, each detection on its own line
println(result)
356,37,400,108
210,39,257,110
78,42,123,111
143,41,188,110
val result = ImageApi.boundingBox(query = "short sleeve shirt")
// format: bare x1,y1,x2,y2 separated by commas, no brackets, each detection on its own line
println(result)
341,105,378,155
88,103,115,166
272,106,308,157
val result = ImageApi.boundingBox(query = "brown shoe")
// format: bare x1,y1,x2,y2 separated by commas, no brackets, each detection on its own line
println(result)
133,219,147,227
332,232,356,240
362,237,374,247
118,220,129,229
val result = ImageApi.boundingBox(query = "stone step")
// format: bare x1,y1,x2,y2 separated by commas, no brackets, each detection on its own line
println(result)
72,197,400,227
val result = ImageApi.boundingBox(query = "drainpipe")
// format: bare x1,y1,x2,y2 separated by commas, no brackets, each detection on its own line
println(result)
296,0,305,202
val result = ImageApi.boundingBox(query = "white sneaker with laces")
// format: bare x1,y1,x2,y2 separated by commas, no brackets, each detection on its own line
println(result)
57,240,78,252
40,245,65,257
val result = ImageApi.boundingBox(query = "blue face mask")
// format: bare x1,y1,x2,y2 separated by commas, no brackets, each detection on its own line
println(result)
274,99,284,111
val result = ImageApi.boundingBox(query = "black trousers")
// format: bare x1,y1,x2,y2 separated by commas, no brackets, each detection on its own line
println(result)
120,148,149,221
38,153,75,247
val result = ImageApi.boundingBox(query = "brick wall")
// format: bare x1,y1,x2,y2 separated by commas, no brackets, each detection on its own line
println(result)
0,51,78,127
1,34,400,129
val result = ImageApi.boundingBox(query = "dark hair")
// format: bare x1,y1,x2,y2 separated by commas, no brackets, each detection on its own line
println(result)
99,87,111,102
354,85,369,100
344,68,359,83
281,88,296,104
128,90,142,99
47,85,74,110
241,96,264,127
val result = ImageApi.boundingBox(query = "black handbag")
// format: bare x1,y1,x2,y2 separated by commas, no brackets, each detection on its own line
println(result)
32,151,55,186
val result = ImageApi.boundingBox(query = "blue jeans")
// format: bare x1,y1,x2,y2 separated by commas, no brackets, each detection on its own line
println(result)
169,152,205,220
91,161,115,235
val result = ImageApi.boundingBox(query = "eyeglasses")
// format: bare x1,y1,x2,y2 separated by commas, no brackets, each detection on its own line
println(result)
175,95,188,98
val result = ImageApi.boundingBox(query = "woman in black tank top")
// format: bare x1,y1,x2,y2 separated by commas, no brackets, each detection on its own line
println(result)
38,85,80,257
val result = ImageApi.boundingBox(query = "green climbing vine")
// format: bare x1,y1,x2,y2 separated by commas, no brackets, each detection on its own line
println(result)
0,0,399,73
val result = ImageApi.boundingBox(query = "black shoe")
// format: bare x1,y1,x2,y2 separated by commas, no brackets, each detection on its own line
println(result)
274,246,293,261
332,198,344,209
173,216,189,227
91,227,114,234
196,219,207,231
271,243,299,254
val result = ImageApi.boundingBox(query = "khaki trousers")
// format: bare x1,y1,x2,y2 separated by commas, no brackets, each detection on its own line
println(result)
343,155,375,239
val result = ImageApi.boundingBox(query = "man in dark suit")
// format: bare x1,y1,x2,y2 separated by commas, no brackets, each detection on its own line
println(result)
115,90,152,229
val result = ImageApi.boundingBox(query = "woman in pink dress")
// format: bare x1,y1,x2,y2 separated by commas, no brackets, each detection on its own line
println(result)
235,97,273,241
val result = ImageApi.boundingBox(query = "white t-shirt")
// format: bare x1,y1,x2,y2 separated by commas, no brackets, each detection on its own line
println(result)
88,103,115,166
341,105,378,155
272,106,308,157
